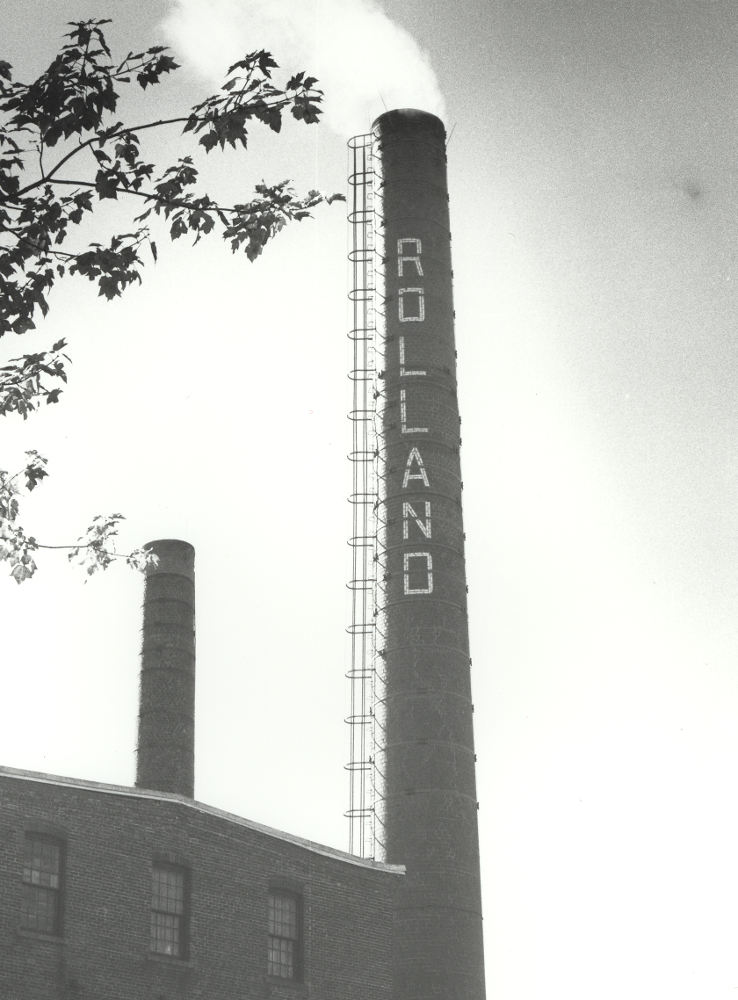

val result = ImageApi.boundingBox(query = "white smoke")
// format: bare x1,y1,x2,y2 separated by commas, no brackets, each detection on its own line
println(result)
161,0,446,137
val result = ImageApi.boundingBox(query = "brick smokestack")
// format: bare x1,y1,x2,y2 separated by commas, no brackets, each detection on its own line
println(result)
374,110,485,1000
136,539,196,798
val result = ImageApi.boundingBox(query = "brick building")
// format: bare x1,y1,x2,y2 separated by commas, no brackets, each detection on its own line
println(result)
0,541,403,1000
0,767,402,1000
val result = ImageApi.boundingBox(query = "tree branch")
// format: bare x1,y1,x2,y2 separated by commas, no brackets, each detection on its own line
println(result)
14,117,192,197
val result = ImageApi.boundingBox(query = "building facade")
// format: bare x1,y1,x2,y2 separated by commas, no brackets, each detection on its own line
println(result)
0,766,402,1000
0,540,403,1000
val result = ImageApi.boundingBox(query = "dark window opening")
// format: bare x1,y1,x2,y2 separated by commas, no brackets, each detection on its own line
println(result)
21,834,63,934
268,890,301,979
151,865,187,958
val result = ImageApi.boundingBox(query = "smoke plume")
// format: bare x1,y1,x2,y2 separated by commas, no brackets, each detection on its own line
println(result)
162,0,446,137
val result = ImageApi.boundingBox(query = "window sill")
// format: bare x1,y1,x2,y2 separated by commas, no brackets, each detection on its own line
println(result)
17,927,65,944
147,951,194,968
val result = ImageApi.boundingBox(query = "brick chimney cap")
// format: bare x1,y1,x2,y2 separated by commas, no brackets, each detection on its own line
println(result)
143,539,195,579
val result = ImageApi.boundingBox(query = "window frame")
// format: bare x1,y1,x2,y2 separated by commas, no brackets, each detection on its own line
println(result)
150,862,189,960
20,832,65,937
267,888,303,981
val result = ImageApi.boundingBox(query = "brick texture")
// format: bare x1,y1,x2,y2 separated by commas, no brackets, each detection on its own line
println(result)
0,770,402,1000
136,540,196,798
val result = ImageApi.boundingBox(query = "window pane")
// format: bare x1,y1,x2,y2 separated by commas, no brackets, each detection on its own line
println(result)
151,912,181,956
152,868,184,914
151,866,186,958
268,891,300,979
269,893,297,939
22,885,58,932
21,836,61,934
23,839,60,888
268,936,295,977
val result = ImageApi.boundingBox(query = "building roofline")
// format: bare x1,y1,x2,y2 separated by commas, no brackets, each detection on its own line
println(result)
0,765,404,876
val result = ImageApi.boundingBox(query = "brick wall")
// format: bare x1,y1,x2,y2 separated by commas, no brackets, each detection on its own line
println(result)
0,769,403,1000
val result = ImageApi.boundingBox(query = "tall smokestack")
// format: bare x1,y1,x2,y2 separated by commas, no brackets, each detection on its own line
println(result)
374,110,485,1000
136,539,196,798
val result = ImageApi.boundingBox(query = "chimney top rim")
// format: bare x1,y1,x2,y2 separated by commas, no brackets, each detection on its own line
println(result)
372,108,445,135
144,539,195,553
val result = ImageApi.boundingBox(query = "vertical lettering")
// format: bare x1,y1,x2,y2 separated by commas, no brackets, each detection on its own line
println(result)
398,288,425,323
404,552,433,595
403,447,431,488
403,502,432,540
396,238,432,594
400,389,428,434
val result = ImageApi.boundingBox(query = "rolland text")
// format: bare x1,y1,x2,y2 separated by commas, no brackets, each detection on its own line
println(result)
396,238,433,596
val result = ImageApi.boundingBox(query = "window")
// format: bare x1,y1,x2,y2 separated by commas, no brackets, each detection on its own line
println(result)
151,865,187,958
21,834,63,934
268,890,301,979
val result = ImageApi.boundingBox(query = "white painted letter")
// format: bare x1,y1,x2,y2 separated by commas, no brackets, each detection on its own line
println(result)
400,388,428,435
403,502,432,540
397,238,423,277
399,336,426,377
399,288,425,323
403,447,430,488
404,552,433,595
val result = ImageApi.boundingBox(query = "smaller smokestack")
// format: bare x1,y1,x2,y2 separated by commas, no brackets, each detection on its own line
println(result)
136,540,196,798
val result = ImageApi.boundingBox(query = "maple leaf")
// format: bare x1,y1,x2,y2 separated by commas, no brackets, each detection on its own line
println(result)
95,169,118,200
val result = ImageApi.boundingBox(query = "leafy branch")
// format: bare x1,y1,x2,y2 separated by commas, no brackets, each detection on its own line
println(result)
0,451,157,583
0,18,343,379
0,20,344,582
1,338,69,417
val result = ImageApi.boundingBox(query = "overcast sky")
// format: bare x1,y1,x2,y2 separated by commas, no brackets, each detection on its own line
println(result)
3,1,738,998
